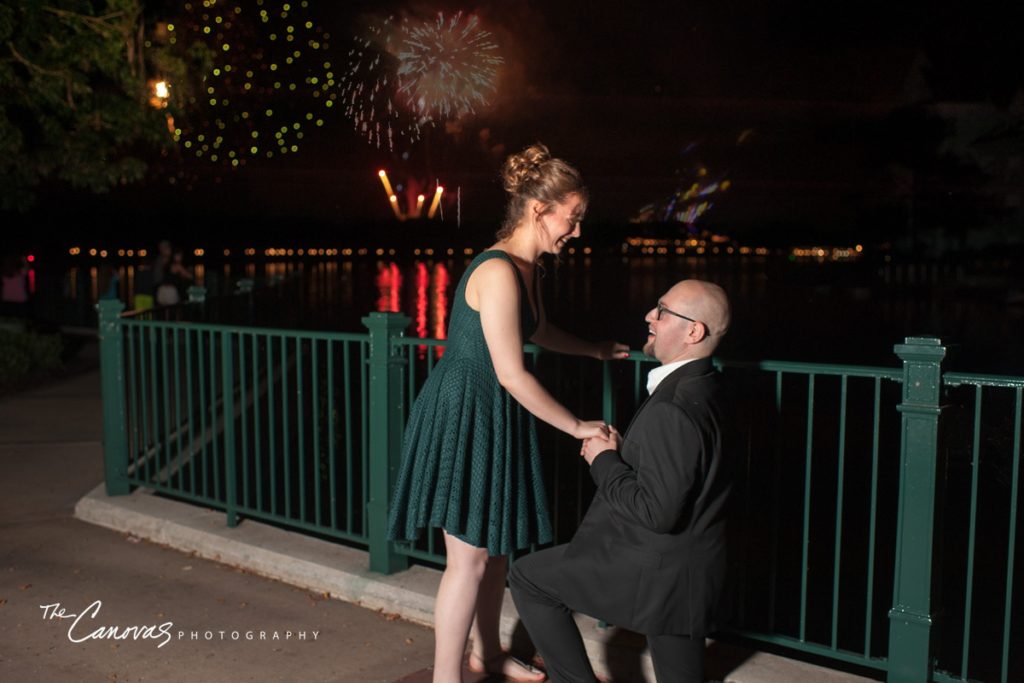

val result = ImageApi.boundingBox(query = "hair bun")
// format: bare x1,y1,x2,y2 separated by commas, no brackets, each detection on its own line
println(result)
501,143,551,194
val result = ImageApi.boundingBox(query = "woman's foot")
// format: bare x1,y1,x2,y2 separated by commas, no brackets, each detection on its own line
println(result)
467,652,546,682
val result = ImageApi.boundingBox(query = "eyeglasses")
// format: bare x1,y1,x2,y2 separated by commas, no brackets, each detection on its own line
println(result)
655,303,712,336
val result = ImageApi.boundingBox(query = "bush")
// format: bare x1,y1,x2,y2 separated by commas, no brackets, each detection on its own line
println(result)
0,326,63,391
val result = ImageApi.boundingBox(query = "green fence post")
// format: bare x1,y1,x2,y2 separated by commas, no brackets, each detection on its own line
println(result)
363,312,411,574
98,299,131,496
887,336,946,683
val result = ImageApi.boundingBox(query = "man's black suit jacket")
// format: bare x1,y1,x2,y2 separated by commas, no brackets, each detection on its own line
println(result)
557,356,732,637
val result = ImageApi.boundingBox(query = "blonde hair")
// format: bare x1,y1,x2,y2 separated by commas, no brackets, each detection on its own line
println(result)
497,143,588,240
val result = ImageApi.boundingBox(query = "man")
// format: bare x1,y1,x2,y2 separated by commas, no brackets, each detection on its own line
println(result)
509,279,733,683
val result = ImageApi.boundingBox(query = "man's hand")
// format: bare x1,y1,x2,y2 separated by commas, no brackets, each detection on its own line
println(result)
581,426,622,465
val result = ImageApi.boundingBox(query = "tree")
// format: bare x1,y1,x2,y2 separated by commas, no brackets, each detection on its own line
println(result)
0,0,179,211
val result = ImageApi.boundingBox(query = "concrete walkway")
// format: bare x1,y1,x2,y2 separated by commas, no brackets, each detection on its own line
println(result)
1,342,878,682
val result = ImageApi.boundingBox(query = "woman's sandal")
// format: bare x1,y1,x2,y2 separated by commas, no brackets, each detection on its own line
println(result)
467,652,546,682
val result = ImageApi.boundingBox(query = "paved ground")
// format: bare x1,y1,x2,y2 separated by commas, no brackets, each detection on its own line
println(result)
0,344,438,682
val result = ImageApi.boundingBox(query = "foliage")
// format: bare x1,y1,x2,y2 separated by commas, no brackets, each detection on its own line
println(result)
0,324,63,390
0,1,203,211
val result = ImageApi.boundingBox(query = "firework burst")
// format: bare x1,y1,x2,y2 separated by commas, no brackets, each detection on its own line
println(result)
396,12,502,121
340,11,503,150
166,0,335,168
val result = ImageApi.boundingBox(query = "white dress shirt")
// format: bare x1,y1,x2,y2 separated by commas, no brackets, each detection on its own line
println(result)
646,358,698,395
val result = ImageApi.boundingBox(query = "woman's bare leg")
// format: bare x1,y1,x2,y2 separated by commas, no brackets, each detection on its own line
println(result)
433,531,489,683
468,555,544,681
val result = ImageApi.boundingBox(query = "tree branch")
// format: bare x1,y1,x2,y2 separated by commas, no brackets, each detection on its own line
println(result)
42,7,126,38
7,42,76,109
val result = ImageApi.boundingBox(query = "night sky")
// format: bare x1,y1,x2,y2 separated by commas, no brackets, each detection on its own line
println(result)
12,0,1024,246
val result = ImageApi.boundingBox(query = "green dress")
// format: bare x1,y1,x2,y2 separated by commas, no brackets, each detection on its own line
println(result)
386,250,553,556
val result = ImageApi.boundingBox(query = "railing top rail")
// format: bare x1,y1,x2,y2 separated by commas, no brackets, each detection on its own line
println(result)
121,318,370,342
943,371,1024,389
716,359,903,380
393,336,448,348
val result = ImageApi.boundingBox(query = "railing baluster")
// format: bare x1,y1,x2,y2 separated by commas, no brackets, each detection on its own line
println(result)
239,332,249,510
173,328,183,492
268,334,277,515
297,337,306,522
865,377,882,658
282,335,291,518
831,375,849,649
960,386,984,678
146,326,157,484
252,333,262,511
126,324,139,478
160,327,172,484
1001,388,1022,683
186,329,196,494
344,341,353,533
768,369,783,632
328,340,337,530
360,340,368,537
800,374,816,643
312,338,322,527
222,330,237,527
210,327,220,499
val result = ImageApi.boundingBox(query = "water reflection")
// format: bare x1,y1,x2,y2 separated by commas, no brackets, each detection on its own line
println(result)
377,260,450,358
35,253,1024,374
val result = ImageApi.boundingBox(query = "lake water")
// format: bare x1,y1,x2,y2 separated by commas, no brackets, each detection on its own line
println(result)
29,250,1024,375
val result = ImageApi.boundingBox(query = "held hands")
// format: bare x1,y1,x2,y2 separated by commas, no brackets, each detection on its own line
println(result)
580,425,621,465
593,340,630,361
573,419,610,441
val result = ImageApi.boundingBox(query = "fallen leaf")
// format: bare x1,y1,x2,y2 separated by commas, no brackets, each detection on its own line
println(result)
404,638,414,645
0,598,7,607
19,584,31,590
181,566,192,571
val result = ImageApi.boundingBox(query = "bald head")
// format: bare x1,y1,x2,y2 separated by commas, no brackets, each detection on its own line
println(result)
644,279,731,363
673,280,730,345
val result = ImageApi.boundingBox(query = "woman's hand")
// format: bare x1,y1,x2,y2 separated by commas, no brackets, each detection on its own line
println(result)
580,425,622,465
573,419,610,440
593,340,630,360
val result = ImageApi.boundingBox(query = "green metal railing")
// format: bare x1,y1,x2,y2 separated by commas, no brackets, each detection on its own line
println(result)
97,306,1022,683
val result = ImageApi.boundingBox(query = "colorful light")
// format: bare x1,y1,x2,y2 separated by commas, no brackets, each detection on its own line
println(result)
378,169,394,197
340,11,503,151
427,185,444,219
169,1,333,169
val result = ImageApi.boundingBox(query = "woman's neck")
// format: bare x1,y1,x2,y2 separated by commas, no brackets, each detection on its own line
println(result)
496,225,542,264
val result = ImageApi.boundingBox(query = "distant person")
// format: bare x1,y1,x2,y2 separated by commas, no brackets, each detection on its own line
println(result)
1,254,30,318
387,143,629,683
169,248,194,297
150,239,173,296
155,248,193,306
510,280,734,683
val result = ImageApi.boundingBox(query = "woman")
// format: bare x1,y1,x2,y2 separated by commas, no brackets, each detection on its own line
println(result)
387,143,628,682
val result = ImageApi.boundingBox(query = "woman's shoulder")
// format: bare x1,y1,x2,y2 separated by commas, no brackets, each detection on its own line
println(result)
469,251,518,280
